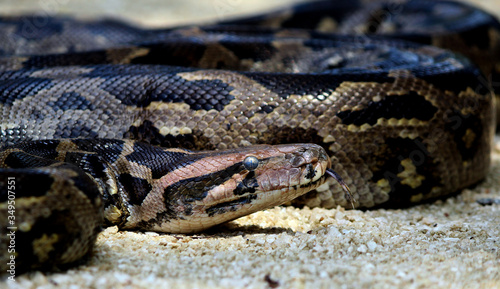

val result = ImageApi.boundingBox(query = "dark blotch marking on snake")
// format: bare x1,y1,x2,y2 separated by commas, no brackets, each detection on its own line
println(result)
48,92,95,111
336,91,438,126
54,124,99,139
414,66,489,95
130,43,207,67
64,152,108,180
233,171,259,195
10,209,85,272
219,41,278,63
369,137,441,207
247,70,395,99
3,139,60,162
4,151,58,168
158,160,253,221
99,74,235,110
71,139,125,164
445,110,483,161
0,77,55,105
164,161,247,203
206,195,258,217
125,120,213,150
126,141,204,179
118,173,152,206
304,164,316,180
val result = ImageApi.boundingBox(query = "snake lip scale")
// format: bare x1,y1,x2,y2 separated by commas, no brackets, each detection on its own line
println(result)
0,0,499,273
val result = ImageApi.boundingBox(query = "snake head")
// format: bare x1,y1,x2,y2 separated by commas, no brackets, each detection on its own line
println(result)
138,143,339,233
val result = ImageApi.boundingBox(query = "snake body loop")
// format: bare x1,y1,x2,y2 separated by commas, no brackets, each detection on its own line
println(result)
0,0,498,272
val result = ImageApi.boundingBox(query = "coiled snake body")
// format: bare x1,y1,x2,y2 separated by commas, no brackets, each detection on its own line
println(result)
0,0,499,272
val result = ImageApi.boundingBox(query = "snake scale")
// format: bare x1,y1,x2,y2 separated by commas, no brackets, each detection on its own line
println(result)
1,0,499,273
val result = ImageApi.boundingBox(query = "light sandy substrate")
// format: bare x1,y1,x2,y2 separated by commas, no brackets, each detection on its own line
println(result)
2,0,500,288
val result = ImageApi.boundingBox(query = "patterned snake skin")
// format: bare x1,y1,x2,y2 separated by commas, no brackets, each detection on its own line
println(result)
0,0,499,273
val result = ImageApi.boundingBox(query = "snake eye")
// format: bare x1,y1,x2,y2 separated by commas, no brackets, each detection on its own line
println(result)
243,156,259,171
